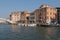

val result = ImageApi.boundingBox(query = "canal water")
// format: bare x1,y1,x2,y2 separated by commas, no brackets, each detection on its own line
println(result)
0,24,60,40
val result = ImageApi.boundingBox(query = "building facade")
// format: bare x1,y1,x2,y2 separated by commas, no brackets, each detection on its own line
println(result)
33,5,57,25
56,8,60,24
33,9,40,24
9,5,57,25
20,11,30,24
29,12,36,24
10,11,21,23
40,5,57,24
10,11,30,24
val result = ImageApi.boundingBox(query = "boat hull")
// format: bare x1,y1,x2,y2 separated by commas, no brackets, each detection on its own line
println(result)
40,24,60,27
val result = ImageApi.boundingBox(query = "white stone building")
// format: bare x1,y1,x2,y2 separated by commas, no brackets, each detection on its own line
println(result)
10,12,21,22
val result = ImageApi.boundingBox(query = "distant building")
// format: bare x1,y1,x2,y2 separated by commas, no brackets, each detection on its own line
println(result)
33,9,40,24
56,7,60,24
10,11,30,24
20,11,30,24
10,11,21,22
29,12,36,24
33,5,57,24
40,5,57,24
9,5,57,25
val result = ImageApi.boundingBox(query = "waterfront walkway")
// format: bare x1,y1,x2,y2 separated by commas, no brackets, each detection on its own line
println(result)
0,18,16,24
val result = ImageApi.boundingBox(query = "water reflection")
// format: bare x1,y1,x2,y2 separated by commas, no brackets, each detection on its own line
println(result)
11,25,18,32
36,27,58,40
45,27,57,40
0,24,60,40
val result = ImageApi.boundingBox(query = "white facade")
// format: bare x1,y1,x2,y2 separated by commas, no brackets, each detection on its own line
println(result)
29,12,36,23
10,12,21,22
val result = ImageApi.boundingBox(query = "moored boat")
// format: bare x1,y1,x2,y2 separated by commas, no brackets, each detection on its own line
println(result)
40,23,60,27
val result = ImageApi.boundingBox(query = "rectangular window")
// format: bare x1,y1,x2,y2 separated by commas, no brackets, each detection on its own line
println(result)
31,17,35,19
30,13,35,15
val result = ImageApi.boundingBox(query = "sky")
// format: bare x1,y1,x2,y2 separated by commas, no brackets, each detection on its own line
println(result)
0,0,60,18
